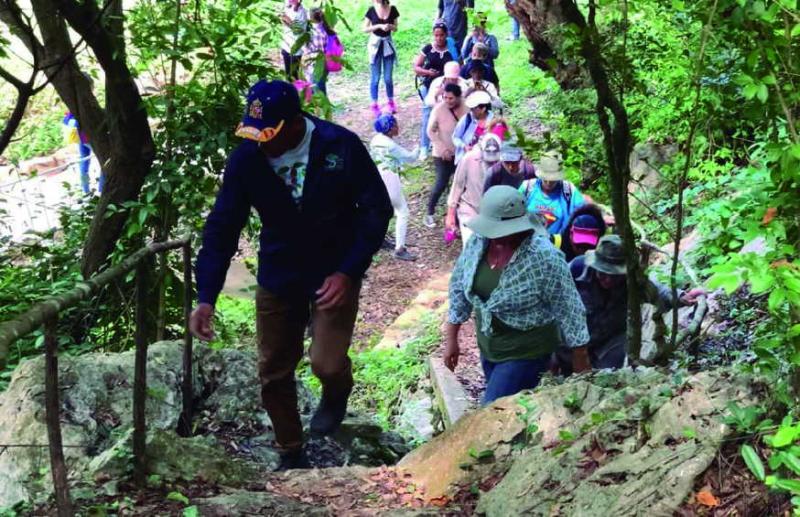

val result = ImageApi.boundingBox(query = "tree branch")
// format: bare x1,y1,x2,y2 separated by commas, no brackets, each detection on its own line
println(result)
669,0,718,352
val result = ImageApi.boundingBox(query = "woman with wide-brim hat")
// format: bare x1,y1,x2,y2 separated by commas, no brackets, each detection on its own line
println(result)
444,186,592,404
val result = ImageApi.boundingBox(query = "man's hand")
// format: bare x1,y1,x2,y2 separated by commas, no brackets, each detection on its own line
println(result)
189,303,216,341
572,346,592,374
680,287,706,306
316,272,353,311
442,148,455,161
443,336,460,371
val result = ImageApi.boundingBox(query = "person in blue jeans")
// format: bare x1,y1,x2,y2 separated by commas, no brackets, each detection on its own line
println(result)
63,112,103,194
413,22,456,159
507,0,520,40
444,186,591,404
364,0,400,117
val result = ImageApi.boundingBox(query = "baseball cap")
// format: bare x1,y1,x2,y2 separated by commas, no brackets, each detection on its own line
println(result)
235,80,301,143
570,214,603,246
500,144,522,162
480,134,502,162
465,90,492,108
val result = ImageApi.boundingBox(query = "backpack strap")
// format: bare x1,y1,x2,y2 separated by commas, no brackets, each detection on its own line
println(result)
562,181,573,208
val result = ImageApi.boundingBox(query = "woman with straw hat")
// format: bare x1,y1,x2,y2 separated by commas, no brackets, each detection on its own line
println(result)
444,186,591,403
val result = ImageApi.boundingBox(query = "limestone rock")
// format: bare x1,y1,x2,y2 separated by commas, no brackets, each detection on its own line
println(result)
195,488,328,516
394,395,435,443
0,341,195,507
476,368,758,516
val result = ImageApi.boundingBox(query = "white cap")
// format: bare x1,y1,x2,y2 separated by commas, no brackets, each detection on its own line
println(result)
465,90,492,108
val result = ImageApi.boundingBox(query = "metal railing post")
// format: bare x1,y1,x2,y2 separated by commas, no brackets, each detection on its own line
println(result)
178,244,193,437
44,316,73,516
132,261,149,487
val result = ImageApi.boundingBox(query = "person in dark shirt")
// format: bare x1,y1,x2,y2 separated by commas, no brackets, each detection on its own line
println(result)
437,0,474,51
190,80,392,471
483,144,536,192
363,0,400,117
414,21,456,158
555,235,704,374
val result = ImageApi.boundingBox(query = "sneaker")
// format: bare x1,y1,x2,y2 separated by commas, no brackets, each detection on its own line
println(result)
310,395,349,437
386,99,398,114
275,448,311,471
424,214,436,228
418,148,429,160
370,103,381,118
393,247,417,261
381,238,395,251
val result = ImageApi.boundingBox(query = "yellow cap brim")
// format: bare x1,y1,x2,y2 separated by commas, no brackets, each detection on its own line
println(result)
235,119,285,142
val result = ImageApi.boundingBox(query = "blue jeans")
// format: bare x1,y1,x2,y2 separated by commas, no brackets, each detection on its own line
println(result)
370,53,395,102
511,17,520,40
480,355,550,405
78,143,91,194
419,85,432,151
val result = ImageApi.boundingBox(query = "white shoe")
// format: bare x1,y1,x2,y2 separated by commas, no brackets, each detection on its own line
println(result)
418,148,429,160
424,214,436,228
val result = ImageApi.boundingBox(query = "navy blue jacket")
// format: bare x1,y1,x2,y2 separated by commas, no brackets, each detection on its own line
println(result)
196,116,393,305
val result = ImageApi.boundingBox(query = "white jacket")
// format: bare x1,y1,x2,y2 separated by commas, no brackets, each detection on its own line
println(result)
369,133,418,174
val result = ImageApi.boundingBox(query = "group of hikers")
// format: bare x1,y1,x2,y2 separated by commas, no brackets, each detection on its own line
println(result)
187,5,702,471
189,77,703,470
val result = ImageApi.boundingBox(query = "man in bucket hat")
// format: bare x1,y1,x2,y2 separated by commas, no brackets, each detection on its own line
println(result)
191,79,392,470
445,186,591,403
555,235,705,374
519,150,585,235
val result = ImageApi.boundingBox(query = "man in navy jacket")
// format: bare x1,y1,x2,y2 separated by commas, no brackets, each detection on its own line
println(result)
190,80,392,470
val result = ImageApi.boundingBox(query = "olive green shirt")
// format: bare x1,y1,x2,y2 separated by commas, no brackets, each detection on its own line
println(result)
472,256,559,362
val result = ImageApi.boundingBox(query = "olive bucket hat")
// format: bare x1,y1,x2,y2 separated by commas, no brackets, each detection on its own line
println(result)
584,234,627,275
467,185,542,239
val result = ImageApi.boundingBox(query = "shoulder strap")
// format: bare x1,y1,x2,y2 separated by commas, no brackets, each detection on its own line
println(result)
562,181,573,207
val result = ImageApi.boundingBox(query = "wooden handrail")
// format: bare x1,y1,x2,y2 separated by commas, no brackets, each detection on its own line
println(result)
0,236,194,514
0,237,189,368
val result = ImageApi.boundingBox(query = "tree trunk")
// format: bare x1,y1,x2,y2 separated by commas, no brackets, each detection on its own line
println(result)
516,0,645,361
1,0,154,277
508,0,586,89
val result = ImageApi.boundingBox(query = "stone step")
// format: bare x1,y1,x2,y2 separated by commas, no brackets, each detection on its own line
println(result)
428,356,473,428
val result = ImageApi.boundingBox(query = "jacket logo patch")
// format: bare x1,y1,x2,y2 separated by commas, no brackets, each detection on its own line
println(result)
324,154,343,171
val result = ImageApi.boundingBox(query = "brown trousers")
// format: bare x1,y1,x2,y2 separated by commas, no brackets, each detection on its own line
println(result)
255,285,360,451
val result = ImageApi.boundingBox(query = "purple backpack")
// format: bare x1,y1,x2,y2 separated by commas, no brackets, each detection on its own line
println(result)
325,34,344,73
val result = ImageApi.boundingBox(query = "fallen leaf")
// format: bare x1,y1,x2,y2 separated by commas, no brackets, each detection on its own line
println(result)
696,490,720,507
429,496,450,507
763,207,778,225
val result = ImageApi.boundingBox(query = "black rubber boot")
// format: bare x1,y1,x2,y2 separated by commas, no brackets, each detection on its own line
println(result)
275,448,311,471
309,394,349,437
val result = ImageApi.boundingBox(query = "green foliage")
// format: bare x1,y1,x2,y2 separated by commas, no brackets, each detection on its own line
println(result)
211,295,257,348
3,106,65,163
516,395,540,444
300,312,441,429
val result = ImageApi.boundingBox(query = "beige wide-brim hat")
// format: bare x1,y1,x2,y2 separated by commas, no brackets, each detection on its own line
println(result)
466,185,542,239
536,150,565,181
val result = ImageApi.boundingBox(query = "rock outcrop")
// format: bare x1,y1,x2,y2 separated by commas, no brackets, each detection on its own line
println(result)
400,367,760,516
0,341,406,508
